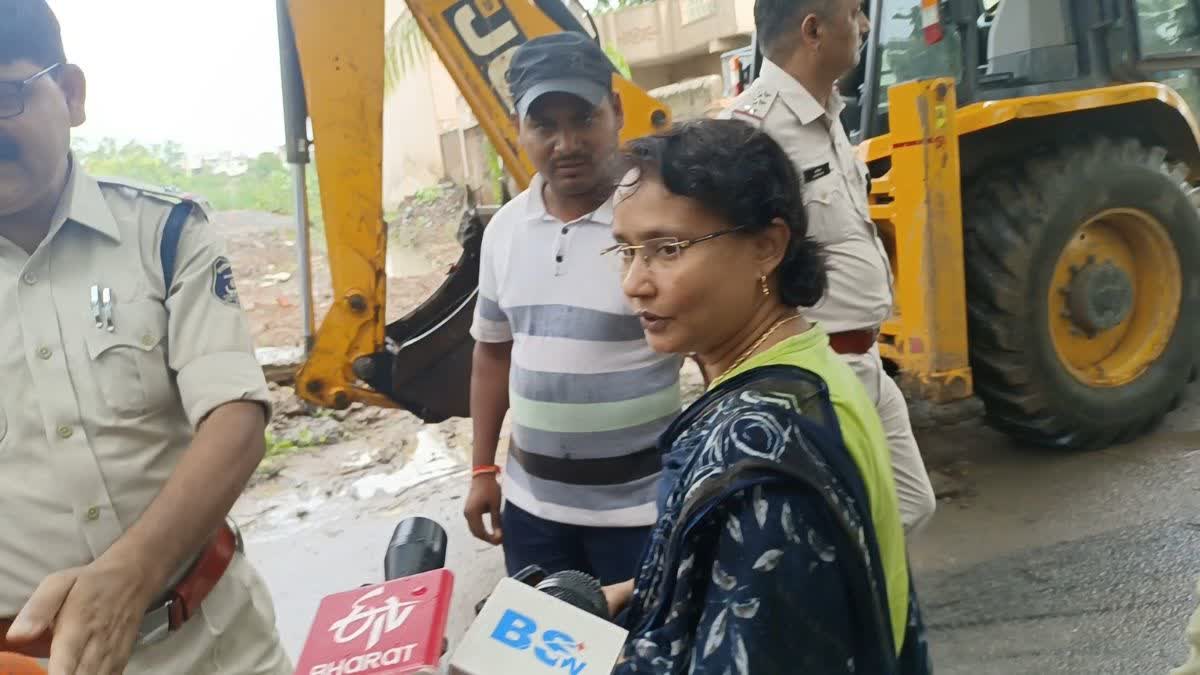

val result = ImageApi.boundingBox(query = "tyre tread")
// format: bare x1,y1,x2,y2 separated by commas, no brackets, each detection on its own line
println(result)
965,137,1195,449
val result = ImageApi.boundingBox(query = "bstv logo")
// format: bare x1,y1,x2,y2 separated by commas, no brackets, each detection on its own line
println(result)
490,609,589,674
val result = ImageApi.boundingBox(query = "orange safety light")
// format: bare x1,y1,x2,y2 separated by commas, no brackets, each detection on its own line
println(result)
922,0,944,45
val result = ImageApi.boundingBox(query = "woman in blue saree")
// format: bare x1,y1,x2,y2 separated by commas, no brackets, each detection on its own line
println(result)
602,120,930,674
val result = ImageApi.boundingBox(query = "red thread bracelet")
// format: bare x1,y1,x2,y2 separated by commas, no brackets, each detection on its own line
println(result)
472,464,501,477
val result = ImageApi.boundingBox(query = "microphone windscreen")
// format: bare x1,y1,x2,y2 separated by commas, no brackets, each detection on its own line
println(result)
535,570,609,620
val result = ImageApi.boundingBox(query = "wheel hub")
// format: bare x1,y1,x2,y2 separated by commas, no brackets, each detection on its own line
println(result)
1047,208,1181,388
1065,260,1134,335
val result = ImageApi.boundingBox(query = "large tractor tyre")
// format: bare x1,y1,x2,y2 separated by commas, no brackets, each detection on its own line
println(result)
963,137,1200,449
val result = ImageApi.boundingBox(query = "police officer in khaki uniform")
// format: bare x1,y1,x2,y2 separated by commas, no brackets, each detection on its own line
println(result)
722,0,936,533
0,2,291,673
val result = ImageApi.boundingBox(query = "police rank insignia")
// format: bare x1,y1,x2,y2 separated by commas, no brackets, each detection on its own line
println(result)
211,257,240,306
730,89,775,123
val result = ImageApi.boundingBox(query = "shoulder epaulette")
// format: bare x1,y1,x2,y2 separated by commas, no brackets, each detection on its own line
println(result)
727,88,778,125
95,176,213,217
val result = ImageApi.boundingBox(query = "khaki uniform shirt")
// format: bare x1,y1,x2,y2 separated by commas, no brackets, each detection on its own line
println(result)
721,58,894,335
0,160,271,616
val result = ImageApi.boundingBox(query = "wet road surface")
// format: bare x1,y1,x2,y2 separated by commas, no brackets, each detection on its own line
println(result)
911,413,1200,673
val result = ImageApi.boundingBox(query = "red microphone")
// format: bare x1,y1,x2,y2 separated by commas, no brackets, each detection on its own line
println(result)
0,652,46,674
292,517,454,675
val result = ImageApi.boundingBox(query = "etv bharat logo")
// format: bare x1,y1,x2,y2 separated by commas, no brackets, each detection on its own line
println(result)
329,586,421,650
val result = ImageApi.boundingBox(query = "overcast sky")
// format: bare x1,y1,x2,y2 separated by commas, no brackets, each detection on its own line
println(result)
46,0,615,156
49,0,287,156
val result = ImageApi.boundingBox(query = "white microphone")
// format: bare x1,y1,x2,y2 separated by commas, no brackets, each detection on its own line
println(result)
449,572,628,675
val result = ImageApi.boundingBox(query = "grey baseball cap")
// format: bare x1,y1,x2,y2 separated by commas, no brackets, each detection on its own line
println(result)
506,32,615,120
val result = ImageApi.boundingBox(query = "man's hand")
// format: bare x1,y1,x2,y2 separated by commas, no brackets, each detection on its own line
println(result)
6,551,158,675
463,474,503,545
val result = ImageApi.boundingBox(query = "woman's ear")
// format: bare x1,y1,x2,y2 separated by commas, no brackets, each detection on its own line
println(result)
753,217,791,276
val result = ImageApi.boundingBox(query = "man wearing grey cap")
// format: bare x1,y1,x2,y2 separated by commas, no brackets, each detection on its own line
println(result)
463,32,683,584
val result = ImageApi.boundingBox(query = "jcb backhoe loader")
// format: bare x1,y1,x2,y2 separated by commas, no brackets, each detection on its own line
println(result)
276,0,1200,450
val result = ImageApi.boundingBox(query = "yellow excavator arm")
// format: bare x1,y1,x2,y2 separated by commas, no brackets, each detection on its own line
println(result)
277,0,669,418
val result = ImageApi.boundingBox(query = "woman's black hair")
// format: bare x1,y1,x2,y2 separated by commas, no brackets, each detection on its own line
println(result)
620,119,827,308
0,0,65,69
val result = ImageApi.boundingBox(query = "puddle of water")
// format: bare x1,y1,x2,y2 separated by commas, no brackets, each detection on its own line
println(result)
238,488,340,542
350,427,465,500
239,426,467,542
256,345,305,367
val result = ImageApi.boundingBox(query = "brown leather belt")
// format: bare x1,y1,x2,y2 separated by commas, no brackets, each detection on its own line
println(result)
829,328,879,355
0,520,241,658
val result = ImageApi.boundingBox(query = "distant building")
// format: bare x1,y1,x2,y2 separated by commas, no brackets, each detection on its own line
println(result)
594,0,752,91
183,150,250,176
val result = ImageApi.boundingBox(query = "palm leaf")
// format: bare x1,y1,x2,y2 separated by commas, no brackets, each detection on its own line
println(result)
385,11,432,93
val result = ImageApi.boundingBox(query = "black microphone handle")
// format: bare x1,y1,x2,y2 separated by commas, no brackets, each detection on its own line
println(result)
384,516,448,580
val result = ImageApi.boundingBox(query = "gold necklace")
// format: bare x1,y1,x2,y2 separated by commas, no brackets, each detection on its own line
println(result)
715,314,802,383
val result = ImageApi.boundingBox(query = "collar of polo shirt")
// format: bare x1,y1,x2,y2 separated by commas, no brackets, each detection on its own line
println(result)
525,173,615,226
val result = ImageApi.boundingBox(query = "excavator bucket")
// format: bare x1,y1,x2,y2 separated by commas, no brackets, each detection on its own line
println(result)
352,206,495,423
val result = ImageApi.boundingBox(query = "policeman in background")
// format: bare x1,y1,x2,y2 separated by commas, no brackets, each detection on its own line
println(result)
723,0,937,533
0,1,290,672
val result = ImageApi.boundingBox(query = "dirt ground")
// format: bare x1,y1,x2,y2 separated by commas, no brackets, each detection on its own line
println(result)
211,185,480,498
215,182,468,349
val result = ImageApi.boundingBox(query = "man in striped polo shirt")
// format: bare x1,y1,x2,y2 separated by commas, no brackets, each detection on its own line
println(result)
464,33,683,584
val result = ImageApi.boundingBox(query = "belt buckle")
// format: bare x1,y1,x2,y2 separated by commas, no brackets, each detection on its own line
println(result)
136,600,173,648
134,519,241,649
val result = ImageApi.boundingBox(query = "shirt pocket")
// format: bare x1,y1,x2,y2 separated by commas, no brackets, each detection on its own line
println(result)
800,175,855,245
84,300,174,418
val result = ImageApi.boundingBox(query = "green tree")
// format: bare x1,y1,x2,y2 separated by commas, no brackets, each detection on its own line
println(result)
385,8,431,94
603,43,633,78
71,138,313,219
384,4,642,89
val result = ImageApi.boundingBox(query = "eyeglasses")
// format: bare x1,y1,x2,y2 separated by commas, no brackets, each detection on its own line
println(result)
601,227,744,274
0,63,62,120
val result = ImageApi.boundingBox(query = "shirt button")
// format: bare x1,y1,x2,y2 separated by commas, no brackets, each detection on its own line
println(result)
22,272,36,285
561,227,569,234
555,255,564,263
57,425,73,439
141,334,155,347
86,506,100,521
37,346,52,360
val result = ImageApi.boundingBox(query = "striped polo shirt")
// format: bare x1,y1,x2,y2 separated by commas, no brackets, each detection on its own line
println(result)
470,174,683,527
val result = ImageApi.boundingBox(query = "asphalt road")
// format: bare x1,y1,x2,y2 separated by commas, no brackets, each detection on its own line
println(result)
910,413,1200,673
244,382,1200,673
